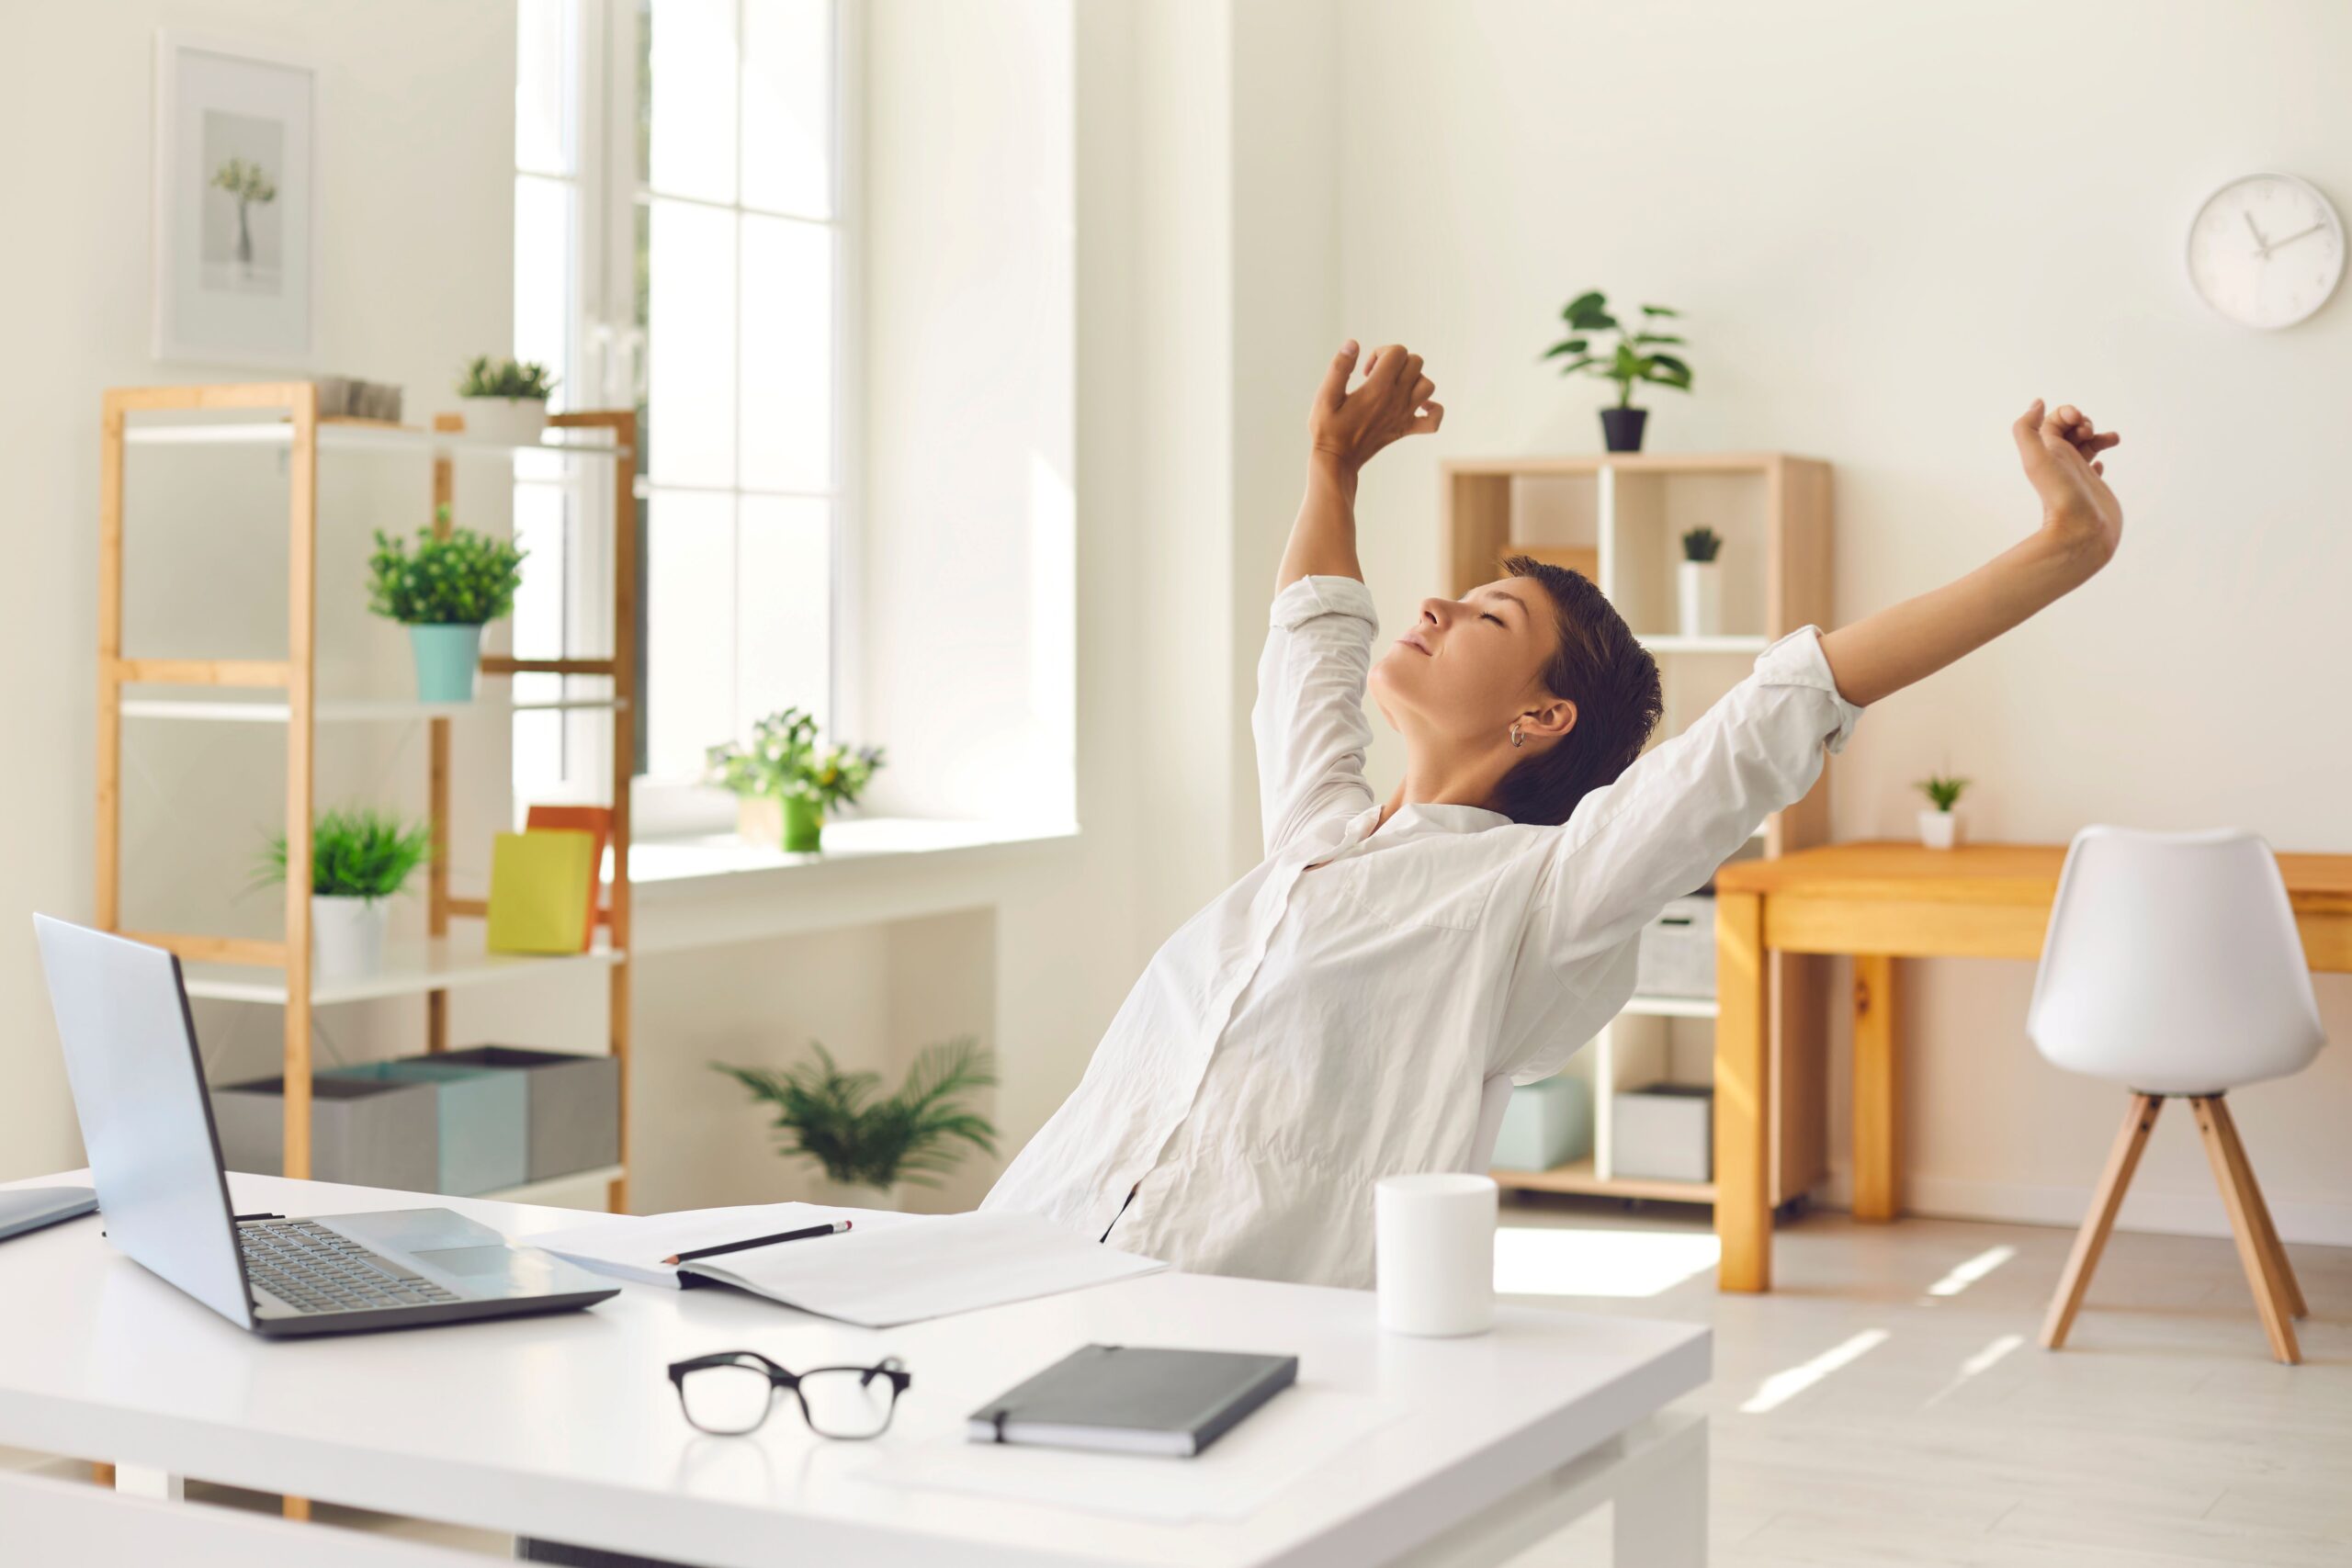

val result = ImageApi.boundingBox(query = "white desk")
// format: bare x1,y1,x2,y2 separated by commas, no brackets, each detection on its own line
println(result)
0,1173,1709,1567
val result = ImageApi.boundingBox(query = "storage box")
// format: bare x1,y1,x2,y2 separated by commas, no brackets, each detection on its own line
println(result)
430,1046,619,1181
1491,1074,1592,1172
209,1075,439,1193
323,1061,527,1197
1634,895,1716,998
1612,1083,1713,1184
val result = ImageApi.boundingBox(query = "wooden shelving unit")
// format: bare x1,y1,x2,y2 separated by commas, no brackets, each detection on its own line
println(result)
97,383,639,1212
1444,451,1835,1210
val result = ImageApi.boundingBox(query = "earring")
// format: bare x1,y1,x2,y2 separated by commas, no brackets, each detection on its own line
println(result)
1510,724,1525,749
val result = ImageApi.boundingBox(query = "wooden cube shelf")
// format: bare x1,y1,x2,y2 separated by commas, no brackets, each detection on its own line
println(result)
1446,452,1835,1209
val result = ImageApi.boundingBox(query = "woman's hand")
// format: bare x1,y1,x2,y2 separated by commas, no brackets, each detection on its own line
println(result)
1309,340,1442,475
1816,400,2126,708
2014,400,2122,583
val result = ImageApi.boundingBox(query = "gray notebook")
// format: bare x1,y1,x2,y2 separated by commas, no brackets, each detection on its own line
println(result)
967,1344,1298,1457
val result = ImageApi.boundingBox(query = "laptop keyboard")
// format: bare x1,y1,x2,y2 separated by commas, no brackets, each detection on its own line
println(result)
238,1219,460,1315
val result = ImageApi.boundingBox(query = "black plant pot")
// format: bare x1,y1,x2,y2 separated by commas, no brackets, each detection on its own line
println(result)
1600,407,1648,453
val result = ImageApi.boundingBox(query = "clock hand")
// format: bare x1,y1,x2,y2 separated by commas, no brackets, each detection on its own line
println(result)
2265,222,2329,253
2244,210,2272,257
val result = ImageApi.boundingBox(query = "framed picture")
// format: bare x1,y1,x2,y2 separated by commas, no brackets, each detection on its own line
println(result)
152,33,316,367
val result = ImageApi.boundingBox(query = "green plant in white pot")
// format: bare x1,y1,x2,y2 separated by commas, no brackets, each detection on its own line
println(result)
368,509,526,703
1678,525,1724,637
256,807,431,978
707,707,884,853
1916,773,1969,850
713,1038,997,1206
457,355,559,446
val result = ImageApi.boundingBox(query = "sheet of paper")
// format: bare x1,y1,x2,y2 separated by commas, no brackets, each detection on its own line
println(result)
862,1388,1406,1523
527,1201,919,1288
703,1211,1168,1327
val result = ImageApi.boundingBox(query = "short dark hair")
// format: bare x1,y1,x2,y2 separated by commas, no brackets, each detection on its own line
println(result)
1490,556,1663,827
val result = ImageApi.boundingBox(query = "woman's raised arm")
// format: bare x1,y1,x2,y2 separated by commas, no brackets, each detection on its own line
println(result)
1275,341,1444,592
1817,400,2122,705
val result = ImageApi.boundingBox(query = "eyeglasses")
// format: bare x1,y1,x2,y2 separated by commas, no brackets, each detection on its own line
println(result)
667,1350,911,1439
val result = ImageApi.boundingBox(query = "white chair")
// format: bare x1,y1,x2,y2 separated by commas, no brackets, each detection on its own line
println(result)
0,1466,487,1567
2026,826,2324,1363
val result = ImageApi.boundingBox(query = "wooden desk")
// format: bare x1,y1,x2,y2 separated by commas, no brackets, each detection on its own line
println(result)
1709,841,2352,1292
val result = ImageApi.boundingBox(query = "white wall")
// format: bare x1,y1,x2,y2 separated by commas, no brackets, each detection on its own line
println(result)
0,0,514,1179
861,0,1076,828
1331,0,2352,1242
23,0,2335,1255
0,0,1196,1229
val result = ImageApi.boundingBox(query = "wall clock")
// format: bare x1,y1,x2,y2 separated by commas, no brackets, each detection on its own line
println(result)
2186,172,2344,330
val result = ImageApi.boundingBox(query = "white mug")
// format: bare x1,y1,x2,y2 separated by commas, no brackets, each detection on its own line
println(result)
1374,1172,1498,1337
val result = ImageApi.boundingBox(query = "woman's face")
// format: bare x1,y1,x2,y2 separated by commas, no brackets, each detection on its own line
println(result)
1369,577,1566,746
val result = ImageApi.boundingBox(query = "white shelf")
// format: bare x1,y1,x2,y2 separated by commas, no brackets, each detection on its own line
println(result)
120,694,624,724
1622,993,1720,1020
121,420,628,461
182,938,623,1007
1637,634,1770,656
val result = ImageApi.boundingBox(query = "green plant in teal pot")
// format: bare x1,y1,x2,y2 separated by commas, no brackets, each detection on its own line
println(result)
714,1038,997,1201
707,706,884,852
368,506,526,703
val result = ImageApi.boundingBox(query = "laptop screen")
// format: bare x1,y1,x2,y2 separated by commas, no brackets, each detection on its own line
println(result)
33,917,253,1329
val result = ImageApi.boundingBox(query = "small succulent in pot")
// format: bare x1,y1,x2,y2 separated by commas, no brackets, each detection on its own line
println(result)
458,355,559,401
255,807,432,977
456,355,560,446
1677,525,1725,637
1914,773,1970,850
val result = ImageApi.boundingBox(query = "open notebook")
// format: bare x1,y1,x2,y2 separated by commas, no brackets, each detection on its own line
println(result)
527,1202,1167,1327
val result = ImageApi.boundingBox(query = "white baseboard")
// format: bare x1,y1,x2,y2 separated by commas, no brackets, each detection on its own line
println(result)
1816,1168,2352,1250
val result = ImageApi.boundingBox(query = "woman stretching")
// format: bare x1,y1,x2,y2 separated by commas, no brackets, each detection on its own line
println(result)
984,341,2123,1288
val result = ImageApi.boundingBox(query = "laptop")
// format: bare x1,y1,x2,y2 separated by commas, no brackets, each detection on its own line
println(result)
32,915,619,1337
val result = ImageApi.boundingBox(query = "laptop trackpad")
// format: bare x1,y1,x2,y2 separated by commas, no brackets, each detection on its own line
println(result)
413,1246,525,1277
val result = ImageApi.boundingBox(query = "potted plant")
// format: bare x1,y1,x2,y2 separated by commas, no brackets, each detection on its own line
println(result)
368,508,527,703
1916,773,1969,850
456,355,559,446
256,807,431,978
1544,290,1693,452
707,707,884,853
713,1038,997,1206
1678,525,1724,637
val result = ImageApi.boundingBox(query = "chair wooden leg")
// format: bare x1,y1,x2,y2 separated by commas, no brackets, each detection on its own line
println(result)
2191,1096,2301,1365
2209,1097,2307,1319
2041,1093,2161,1350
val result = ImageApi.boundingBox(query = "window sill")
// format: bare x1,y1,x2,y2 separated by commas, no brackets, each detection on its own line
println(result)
628,816,1081,896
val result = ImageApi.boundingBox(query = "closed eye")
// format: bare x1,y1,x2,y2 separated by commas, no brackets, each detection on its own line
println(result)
1480,613,1505,626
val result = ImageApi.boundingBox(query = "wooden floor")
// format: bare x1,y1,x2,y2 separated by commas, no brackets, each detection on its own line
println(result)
1496,1199,2350,1567
6,1206,2344,1564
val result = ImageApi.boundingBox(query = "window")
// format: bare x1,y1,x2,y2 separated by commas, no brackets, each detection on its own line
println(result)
513,0,851,822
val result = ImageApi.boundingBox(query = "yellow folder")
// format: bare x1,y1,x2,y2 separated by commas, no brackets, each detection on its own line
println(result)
485,829,596,954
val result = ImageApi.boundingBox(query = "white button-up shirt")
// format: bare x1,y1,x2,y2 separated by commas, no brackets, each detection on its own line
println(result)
983,575,1861,1287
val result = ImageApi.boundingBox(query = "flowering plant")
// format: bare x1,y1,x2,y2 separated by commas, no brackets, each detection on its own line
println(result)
707,707,883,810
